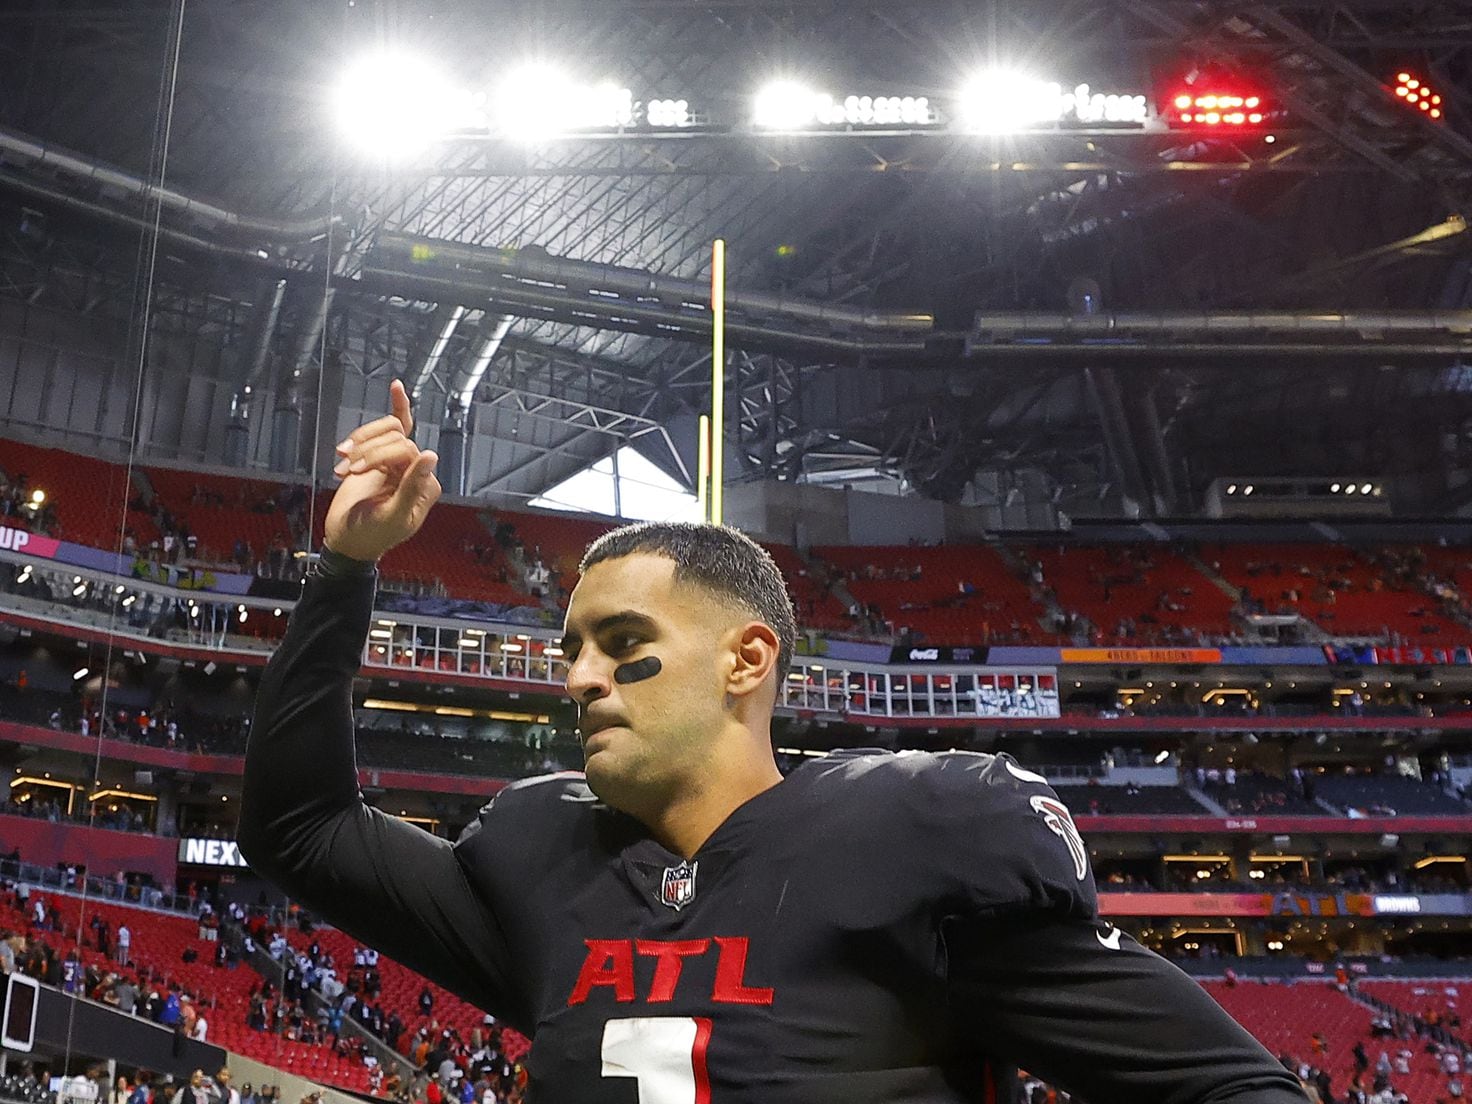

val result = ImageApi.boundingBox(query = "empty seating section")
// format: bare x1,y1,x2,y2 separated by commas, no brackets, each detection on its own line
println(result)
11,439,1472,649
0,439,155,550
1030,544,1235,643
814,544,1049,643
1360,980,1471,1044
284,924,530,1065
1313,772,1471,816
1051,783,1211,816
1206,543,1465,642
761,542,849,631
143,469,292,565
1198,980,1461,1102
381,502,524,605
493,509,612,592
1422,546,1472,597
305,494,523,605
1201,772,1328,816
2,894,373,1092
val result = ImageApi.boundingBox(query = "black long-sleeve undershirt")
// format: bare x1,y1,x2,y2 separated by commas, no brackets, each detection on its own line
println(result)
239,561,519,1022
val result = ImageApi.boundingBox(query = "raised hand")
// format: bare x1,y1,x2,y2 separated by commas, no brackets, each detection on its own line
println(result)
323,379,442,563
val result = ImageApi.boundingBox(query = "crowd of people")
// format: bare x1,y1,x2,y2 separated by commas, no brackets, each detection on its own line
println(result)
62,697,252,759
242,910,526,1102
0,884,218,1042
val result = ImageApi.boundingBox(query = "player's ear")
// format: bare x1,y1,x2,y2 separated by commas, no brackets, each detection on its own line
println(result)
725,620,780,700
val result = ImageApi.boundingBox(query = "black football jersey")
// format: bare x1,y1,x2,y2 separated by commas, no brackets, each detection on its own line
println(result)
242,564,1307,1104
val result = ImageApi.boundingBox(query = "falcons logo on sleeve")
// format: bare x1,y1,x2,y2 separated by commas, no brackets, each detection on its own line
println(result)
1028,795,1089,881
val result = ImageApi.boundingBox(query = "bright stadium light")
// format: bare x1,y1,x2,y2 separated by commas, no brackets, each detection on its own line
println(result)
333,50,466,156
753,81,824,129
647,98,691,127
958,71,1059,133
753,81,934,129
957,72,1146,131
1167,85,1268,128
493,64,634,140
1394,72,1444,120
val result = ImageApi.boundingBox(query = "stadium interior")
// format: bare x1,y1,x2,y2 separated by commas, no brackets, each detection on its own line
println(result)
1,0,1472,1102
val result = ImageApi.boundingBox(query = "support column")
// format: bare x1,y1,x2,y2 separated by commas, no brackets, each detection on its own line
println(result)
438,408,469,497
1084,366,1152,517
268,380,300,473
224,390,250,469
154,779,179,839
1229,836,1253,884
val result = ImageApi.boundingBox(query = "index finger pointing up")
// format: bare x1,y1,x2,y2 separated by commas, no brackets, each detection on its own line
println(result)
390,378,414,438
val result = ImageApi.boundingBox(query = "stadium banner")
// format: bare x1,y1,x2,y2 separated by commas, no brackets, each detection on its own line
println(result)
0,526,255,596
1371,893,1472,917
1074,813,1472,834
886,644,989,664
1098,891,1376,917
176,837,250,868
1324,643,1472,666
985,646,1065,664
1061,647,1224,664
814,639,893,663
1218,646,1331,665
1100,891,1472,918
0,525,60,560
989,645,1331,666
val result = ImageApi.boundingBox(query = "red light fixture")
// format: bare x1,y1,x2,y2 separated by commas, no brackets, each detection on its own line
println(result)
1167,89,1267,127
1393,72,1443,121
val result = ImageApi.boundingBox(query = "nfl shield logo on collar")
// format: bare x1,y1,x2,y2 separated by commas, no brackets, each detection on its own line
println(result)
659,860,698,911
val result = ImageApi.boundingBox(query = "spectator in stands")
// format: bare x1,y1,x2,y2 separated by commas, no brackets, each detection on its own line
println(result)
206,1070,234,1104
179,993,199,1038
247,991,267,1031
59,1066,102,1104
117,922,130,964
172,1073,209,1104
419,984,433,1016
111,974,139,1016
60,949,82,994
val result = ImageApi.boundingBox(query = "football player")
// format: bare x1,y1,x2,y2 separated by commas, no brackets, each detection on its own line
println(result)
241,380,1306,1104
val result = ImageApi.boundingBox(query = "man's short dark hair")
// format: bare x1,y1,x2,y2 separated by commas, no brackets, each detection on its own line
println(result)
579,522,797,678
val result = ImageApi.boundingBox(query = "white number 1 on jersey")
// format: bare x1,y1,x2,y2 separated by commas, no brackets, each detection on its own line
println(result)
601,1016,713,1103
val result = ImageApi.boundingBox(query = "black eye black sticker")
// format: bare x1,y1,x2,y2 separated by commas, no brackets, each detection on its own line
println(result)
614,656,663,684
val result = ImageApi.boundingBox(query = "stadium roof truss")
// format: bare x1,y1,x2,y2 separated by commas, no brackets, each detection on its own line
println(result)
0,0,1470,513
